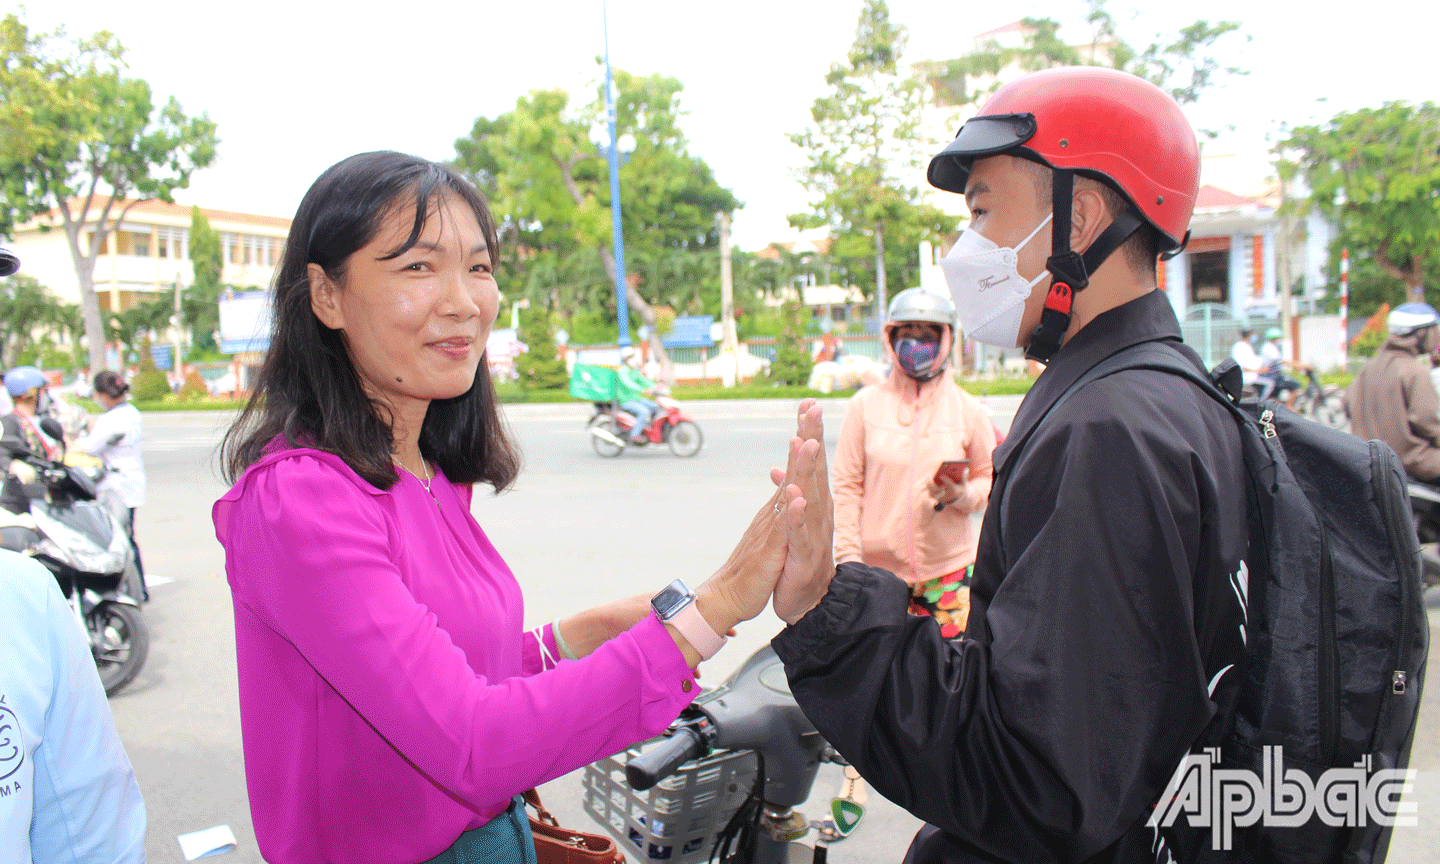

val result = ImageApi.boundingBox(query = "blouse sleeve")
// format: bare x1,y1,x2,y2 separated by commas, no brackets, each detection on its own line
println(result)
221,454,698,806
75,410,118,457
831,393,867,563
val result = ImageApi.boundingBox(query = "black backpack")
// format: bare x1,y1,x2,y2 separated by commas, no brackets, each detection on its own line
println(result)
1015,341,1429,863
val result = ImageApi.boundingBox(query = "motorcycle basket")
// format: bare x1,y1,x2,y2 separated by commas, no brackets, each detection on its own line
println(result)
583,741,757,864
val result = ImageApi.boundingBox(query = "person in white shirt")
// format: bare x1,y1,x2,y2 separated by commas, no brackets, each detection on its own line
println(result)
1230,326,1265,393
76,371,147,600
0,549,147,863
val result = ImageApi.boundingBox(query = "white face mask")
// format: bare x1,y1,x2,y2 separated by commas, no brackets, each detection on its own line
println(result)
939,213,1053,348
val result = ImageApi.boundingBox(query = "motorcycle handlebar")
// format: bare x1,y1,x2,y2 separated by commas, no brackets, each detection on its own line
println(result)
625,726,706,791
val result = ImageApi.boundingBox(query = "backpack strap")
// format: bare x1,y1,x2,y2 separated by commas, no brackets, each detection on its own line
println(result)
997,341,1250,533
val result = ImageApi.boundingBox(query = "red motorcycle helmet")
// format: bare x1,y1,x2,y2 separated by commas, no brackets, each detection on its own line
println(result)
928,67,1200,362
928,66,1199,252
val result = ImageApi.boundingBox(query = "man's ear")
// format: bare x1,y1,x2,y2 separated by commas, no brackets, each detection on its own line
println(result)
308,263,344,330
1070,185,1112,255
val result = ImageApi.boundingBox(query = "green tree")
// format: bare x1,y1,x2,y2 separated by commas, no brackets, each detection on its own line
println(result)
0,273,63,367
514,306,568,391
184,205,224,353
46,299,83,347
788,0,959,324
453,68,739,379
108,296,173,364
921,0,1246,115
0,14,218,373
1279,102,1440,305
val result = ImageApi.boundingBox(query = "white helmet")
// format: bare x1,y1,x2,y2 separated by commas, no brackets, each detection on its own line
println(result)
887,288,956,329
1387,303,1440,336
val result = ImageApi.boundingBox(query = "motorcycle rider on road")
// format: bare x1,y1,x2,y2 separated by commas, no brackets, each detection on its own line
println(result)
1,366,57,516
1346,303,1440,482
617,347,663,443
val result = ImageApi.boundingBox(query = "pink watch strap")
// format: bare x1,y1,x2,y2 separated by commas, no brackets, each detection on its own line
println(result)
665,600,727,661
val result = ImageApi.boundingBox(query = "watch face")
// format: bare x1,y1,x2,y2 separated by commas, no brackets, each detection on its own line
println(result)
652,579,693,619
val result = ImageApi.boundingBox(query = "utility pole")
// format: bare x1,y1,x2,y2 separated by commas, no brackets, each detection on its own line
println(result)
874,222,887,329
718,211,738,386
172,278,184,383
1278,174,1297,367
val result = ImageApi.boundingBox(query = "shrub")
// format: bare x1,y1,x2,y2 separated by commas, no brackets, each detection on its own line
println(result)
1349,328,1386,358
178,370,210,401
764,301,815,387
131,339,171,402
515,307,568,391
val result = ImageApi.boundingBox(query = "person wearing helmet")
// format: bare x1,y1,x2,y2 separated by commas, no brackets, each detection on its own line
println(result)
1345,302,1440,481
1257,326,1304,405
772,67,1249,864
830,288,996,638
616,346,662,443
1,366,58,515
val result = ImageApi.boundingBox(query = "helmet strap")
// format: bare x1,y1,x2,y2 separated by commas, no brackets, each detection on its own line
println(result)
1026,169,1143,363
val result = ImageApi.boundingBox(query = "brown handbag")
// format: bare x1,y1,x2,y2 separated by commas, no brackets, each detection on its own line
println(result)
524,789,625,864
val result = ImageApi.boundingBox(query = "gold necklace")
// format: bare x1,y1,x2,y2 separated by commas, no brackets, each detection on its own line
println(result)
396,456,440,510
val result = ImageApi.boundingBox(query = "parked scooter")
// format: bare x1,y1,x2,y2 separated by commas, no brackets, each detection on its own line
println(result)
587,396,704,458
584,645,853,864
0,416,148,696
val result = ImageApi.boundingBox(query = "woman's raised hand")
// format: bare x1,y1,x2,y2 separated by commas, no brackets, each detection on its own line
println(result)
773,399,834,625
695,415,814,634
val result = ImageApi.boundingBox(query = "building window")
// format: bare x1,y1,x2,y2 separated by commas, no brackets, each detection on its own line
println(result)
114,231,151,256
1188,250,1229,305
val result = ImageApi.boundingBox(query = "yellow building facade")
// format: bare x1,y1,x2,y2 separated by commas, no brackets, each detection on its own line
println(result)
10,199,291,313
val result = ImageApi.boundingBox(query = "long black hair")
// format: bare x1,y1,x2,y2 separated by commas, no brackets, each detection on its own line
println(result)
221,150,520,492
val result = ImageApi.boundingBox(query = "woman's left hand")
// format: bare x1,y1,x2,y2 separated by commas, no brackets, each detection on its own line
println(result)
697,439,809,632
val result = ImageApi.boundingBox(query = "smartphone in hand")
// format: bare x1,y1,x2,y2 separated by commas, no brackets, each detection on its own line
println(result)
933,459,970,485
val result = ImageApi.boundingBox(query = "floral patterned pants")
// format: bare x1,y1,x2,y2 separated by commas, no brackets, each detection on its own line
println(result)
908,565,973,639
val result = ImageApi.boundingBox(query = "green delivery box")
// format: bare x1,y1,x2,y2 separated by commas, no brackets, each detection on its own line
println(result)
569,364,618,401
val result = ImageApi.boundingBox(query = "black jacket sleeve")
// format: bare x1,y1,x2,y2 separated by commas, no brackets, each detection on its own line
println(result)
773,396,1226,863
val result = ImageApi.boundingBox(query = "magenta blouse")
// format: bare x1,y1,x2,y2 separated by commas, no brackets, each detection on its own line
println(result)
213,448,698,864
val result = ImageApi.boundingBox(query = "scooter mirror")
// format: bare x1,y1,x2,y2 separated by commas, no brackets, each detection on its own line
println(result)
0,246,18,277
39,416,66,452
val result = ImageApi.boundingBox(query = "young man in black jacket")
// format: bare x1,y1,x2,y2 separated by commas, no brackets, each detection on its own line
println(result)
770,67,1250,863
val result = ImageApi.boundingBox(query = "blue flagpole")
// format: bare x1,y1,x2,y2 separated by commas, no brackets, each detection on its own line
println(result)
603,0,631,348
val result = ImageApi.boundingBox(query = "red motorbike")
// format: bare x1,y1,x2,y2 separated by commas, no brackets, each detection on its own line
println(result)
587,396,703,458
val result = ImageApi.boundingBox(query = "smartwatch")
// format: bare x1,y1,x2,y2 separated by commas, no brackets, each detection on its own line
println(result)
651,579,727,661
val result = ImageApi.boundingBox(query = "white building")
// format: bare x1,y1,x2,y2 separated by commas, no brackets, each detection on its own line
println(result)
10,198,291,313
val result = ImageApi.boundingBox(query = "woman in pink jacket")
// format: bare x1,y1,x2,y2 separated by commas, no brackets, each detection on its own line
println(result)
212,152,811,864
831,288,996,638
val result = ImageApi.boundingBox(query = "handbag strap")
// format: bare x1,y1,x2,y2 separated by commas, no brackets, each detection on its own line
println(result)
523,789,560,828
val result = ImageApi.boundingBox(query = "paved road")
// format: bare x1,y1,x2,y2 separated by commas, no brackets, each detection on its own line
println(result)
107,398,1440,863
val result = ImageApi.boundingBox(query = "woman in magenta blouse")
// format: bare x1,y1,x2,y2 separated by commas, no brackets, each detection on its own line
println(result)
213,151,807,864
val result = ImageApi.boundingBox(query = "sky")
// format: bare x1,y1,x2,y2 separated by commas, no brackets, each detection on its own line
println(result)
10,0,1439,251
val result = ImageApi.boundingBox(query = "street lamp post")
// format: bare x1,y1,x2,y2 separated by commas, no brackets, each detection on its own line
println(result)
602,0,631,349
